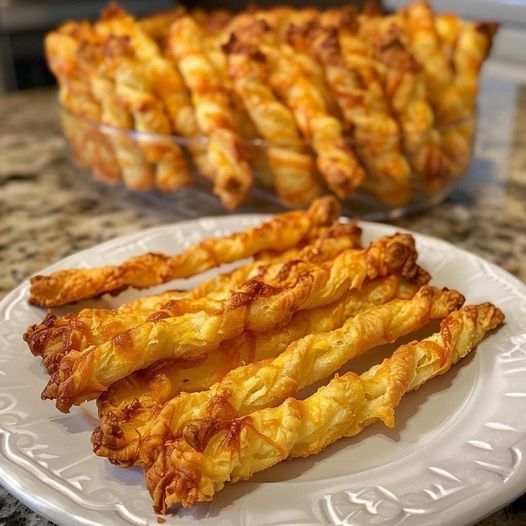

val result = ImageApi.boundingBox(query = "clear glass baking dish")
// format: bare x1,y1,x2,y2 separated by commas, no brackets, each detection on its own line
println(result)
59,104,476,220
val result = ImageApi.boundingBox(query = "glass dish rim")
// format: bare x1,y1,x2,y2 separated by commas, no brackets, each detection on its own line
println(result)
58,102,476,149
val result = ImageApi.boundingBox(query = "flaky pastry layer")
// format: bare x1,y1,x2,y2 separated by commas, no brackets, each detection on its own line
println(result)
145,302,504,511
25,221,361,374
42,232,419,411
29,196,339,307
92,272,428,465
95,284,462,467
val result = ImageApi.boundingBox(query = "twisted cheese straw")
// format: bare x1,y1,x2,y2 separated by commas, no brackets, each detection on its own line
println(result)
93,274,416,465
45,23,122,185
145,302,504,511
453,21,497,115
103,35,190,191
198,26,261,145
405,4,496,121
223,35,322,206
259,8,341,118
358,14,452,192
435,14,461,63
117,221,361,313
25,223,361,373
228,18,365,197
167,15,252,209
212,9,340,150
191,222,361,297
93,281,452,467
264,40,366,198
25,297,219,376
295,20,411,205
328,7,414,205
404,2,463,120
75,37,155,190
97,5,214,180
424,14,495,181
42,233,419,411
432,13,476,180
446,20,496,179
28,195,339,307
403,2,470,189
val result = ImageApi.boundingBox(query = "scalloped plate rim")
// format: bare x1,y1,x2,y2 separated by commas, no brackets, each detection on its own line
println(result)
0,215,525,526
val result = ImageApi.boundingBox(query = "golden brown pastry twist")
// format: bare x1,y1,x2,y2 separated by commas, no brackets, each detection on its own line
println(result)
93,273,418,466
46,23,122,185
145,302,504,511
94,283,457,467
226,18,365,197
25,222,361,373
28,196,340,307
75,36,155,190
359,13,452,192
263,8,341,117
403,1,470,189
453,20,497,115
272,53,365,196
98,5,214,180
265,40,366,197
223,35,322,205
167,15,252,208
115,221,361,314
443,19,497,179
292,20,411,205
121,221,360,307
41,232,419,411
404,2,459,115
103,35,190,191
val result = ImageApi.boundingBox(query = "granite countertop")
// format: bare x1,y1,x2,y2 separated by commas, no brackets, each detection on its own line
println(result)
0,60,525,526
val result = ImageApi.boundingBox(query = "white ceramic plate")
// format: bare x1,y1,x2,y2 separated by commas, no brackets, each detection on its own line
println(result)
1,216,526,526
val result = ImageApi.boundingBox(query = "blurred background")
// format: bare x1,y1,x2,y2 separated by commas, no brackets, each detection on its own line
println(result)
0,0,175,91
1,0,525,92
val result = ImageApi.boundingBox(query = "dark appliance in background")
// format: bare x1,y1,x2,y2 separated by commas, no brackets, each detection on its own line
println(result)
0,0,174,91
0,0,369,92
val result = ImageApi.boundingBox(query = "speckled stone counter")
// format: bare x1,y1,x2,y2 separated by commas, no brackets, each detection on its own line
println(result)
1,61,525,525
